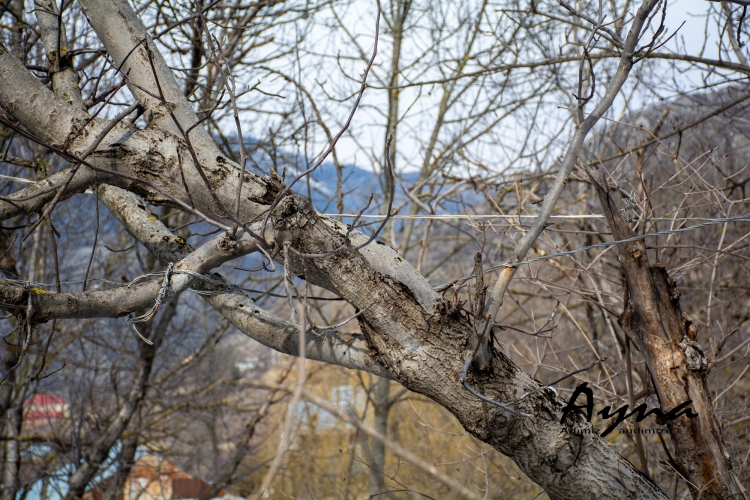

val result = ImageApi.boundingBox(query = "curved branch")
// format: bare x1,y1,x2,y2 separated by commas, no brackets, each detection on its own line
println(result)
33,0,85,109
0,44,91,147
97,185,392,378
0,225,259,322
481,0,664,366
78,0,219,157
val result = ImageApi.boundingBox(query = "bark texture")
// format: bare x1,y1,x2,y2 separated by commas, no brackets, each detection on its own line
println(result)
586,165,746,499
96,185,392,378
0,0,684,496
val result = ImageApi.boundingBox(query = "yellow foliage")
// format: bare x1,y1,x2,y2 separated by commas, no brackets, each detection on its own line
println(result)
237,362,544,499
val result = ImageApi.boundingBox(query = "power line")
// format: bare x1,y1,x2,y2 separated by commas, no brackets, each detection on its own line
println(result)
320,212,743,222
437,210,750,290
4,211,750,298
321,212,606,220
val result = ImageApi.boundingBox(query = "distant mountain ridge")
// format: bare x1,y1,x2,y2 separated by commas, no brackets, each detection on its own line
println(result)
228,137,421,214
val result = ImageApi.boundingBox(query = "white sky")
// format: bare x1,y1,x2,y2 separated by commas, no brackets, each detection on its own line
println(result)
280,0,735,174
5,0,734,179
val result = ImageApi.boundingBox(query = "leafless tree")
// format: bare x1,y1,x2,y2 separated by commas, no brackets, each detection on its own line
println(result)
5,0,750,498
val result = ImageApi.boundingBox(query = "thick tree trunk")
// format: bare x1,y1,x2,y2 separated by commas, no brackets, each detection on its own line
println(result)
0,94,667,500
109,187,668,499
585,165,746,499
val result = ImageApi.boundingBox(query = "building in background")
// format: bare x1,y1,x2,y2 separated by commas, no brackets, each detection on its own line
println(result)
24,394,68,427
84,454,227,500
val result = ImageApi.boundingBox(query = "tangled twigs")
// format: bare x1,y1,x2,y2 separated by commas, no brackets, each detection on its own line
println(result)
292,134,395,259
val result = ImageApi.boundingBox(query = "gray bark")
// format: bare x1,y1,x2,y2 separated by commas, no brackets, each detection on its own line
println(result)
2,403,22,500
0,0,677,496
0,224,260,323
96,185,392,379
33,0,85,109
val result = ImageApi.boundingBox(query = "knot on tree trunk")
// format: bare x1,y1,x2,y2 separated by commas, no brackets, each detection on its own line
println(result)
679,336,708,372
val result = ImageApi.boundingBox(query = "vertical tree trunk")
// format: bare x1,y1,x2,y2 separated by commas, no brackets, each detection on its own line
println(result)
385,0,409,251
369,3,409,492
2,403,22,500
184,0,204,100
368,377,391,498
585,165,746,500
0,223,19,425
101,434,138,500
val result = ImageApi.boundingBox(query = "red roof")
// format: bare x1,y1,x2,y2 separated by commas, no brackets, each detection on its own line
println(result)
24,394,66,423
25,394,65,407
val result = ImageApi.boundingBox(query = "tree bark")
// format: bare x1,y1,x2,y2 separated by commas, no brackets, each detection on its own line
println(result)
96,185,392,379
1,402,22,500
585,164,746,499
0,0,675,495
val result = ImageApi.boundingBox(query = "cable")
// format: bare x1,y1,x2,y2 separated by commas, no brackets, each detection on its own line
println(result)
4,210,750,300
435,210,750,290
126,262,174,344
0,173,36,185
319,212,745,222
321,212,607,220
